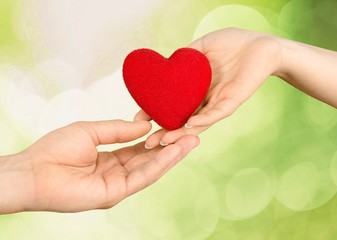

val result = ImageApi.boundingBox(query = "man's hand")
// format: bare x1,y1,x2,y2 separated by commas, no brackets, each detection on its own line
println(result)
0,120,199,214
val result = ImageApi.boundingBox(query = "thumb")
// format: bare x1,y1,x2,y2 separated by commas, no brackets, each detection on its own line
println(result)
71,120,152,145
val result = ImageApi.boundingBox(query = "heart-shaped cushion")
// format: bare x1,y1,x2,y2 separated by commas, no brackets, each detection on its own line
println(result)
122,48,211,130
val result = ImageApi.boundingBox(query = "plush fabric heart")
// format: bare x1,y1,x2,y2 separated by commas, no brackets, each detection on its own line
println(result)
122,48,211,130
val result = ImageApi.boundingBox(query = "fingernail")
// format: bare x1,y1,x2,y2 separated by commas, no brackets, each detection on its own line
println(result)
145,143,153,150
184,123,192,129
160,141,169,147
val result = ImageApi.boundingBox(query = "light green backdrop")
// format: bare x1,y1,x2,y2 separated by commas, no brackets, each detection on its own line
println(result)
1,0,337,239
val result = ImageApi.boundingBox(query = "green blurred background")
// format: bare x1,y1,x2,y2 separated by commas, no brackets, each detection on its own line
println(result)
1,0,337,239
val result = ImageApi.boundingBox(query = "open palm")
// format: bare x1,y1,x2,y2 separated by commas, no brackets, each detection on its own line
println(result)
26,120,198,212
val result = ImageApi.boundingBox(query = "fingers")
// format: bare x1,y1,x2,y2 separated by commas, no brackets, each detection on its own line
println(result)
134,109,169,149
144,98,227,147
112,142,151,165
134,109,152,122
159,125,208,146
71,120,152,146
186,54,270,128
141,98,214,148
143,125,207,150
122,145,162,172
187,98,240,127
144,129,168,149
125,135,200,196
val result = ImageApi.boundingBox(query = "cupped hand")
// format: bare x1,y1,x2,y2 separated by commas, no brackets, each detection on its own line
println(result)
135,28,283,148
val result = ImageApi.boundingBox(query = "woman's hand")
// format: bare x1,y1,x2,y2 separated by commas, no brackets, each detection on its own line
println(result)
136,28,283,148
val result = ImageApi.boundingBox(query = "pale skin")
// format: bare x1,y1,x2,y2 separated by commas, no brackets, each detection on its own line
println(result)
0,120,199,214
136,27,337,148
2,27,337,214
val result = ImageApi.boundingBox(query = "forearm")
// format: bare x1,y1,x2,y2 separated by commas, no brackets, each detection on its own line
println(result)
0,152,35,214
275,37,337,108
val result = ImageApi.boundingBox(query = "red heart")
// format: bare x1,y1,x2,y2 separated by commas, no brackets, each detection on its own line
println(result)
122,48,211,130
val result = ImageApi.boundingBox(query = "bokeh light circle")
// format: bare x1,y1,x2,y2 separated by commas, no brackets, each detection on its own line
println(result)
276,161,336,211
127,165,219,240
218,168,273,220
330,151,337,187
193,4,276,40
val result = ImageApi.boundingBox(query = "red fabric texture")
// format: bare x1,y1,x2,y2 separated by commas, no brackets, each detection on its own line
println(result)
123,48,212,130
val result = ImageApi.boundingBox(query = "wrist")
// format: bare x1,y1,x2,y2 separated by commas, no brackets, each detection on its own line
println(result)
251,33,289,80
0,151,35,214
271,36,300,81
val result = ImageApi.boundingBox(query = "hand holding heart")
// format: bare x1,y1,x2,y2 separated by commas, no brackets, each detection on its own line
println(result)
131,28,283,147
123,48,211,130
2,28,337,214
